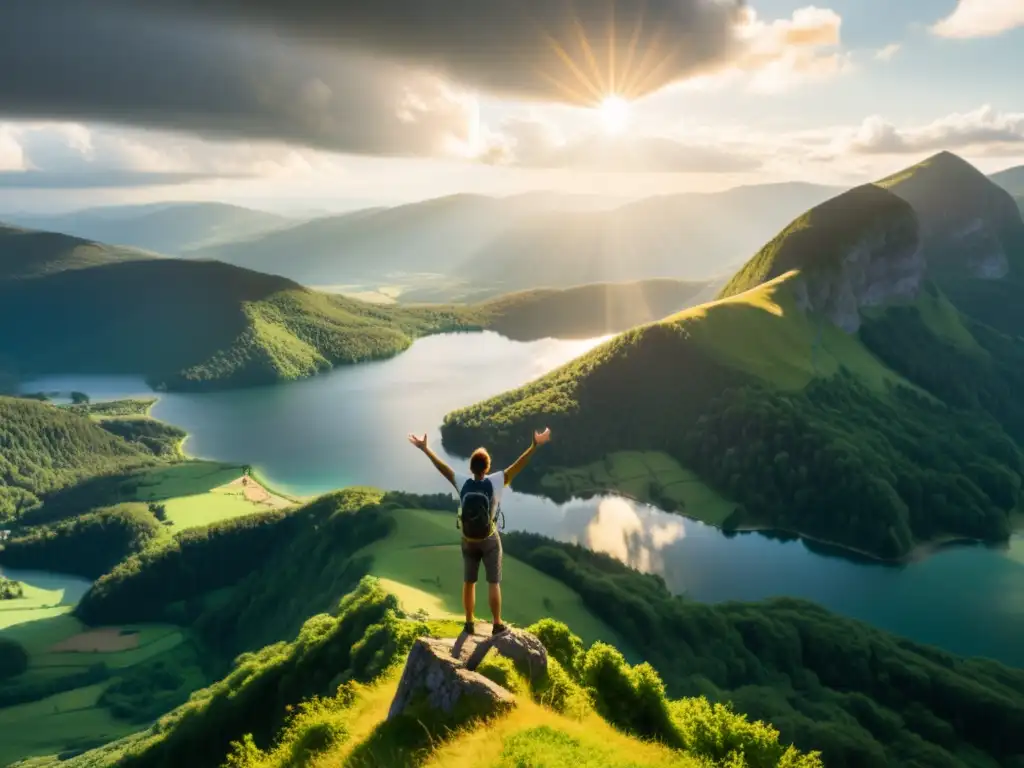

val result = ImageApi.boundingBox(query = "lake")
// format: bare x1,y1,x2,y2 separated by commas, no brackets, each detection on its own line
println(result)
21,332,1024,668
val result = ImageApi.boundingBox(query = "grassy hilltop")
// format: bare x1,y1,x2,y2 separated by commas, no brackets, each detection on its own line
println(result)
3,489,1022,768
443,161,1024,560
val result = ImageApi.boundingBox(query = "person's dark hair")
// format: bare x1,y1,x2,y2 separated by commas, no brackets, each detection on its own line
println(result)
470,447,491,476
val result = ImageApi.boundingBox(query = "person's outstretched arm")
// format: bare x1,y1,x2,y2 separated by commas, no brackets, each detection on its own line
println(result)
408,433,456,488
503,427,552,486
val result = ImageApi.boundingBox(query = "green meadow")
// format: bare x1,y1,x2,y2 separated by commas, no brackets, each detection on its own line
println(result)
539,451,734,526
359,507,630,654
126,462,296,533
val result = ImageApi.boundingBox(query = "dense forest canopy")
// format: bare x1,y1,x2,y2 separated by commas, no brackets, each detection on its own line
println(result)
0,396,164,524
0,502,163,579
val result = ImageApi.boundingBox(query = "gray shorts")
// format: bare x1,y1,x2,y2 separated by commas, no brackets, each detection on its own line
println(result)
462,534,502,584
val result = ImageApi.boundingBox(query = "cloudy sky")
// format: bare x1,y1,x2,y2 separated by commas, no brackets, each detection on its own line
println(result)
0,0,1021,213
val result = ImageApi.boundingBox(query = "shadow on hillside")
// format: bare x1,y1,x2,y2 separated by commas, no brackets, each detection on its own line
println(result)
341,713,459,768
24,462,241,526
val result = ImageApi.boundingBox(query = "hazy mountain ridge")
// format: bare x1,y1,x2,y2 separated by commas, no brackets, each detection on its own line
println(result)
190,183,841,293
0,224,160,281
4,202,294,256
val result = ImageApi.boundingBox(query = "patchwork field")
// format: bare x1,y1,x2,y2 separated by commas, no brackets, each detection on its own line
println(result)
129,462,295,532
359,507,632,656
0,568,198,766
540,451,735,527
0,682,138,767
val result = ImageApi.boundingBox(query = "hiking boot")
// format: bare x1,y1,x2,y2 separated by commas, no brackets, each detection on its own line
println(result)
491,622,509,637
462,621,476,636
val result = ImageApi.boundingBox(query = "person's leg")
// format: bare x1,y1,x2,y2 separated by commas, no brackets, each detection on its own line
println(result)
463,581,475,623
462,540,482,632
483,535,505,632
488,583,502,627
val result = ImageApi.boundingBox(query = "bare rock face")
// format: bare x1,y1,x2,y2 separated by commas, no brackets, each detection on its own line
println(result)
387,637,516,721
792,224,926,333
464,628,549,683
950,219,1009,279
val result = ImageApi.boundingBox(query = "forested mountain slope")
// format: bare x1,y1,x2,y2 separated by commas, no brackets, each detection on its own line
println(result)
444,169,1024,559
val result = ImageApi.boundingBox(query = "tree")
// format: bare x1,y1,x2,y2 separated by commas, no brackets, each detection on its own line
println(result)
71,391,91,405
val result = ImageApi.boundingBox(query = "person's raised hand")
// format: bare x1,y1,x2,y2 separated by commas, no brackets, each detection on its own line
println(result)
408,433,428,451
533,427,552,446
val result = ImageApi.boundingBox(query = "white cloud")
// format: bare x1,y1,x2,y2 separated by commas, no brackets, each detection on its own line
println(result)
932,0,1024,39
0,122,348,188
837,106,1024,156
0,127,26,172
482,117,760,174
875,43,901,61
679,5,851,93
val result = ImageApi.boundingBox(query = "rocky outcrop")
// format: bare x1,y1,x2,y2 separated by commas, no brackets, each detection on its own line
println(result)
387,637,515,721
388,628,549,721
463,628,549,683
792,220,925,333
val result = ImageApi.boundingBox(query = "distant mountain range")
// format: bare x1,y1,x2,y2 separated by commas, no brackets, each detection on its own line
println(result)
2,202,293,256
188,183,842,294
991,165,1024,197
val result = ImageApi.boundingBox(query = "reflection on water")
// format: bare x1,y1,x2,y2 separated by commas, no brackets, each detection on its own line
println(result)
16,333,1024,668
0,566,92,608
580,497,685,574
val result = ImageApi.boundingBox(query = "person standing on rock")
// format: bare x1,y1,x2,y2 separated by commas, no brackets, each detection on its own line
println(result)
408,428,552,637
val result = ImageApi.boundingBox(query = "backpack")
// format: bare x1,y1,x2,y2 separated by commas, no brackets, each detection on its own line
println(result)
459,477,498,540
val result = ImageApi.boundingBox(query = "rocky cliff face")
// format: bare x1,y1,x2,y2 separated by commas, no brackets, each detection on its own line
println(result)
792,221,925,333
882,151,1024,280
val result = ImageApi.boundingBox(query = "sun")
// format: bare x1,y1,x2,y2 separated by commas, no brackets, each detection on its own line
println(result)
598,96,630,135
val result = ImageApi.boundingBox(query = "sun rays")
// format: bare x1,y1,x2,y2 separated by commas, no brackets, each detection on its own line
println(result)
529,4,689,111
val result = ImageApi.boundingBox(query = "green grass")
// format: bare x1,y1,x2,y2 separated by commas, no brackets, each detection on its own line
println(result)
862,285,988,358
127,462,295,532
540,452,734,527
359,508,629,653
60,399,158,420
685,274,911,392
0,681,138,767
0,582,81,634
0,567,197,766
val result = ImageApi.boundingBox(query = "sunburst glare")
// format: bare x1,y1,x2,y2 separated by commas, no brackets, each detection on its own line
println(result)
599,95,630,134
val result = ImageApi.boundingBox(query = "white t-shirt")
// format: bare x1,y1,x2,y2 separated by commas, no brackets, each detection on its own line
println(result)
452,471,506,514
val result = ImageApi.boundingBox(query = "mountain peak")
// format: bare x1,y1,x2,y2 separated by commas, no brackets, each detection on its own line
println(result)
720,183,922,332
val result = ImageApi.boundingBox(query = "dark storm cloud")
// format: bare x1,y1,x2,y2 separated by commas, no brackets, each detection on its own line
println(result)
115,0,748,104
0,1,746,156
0,1,478,156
